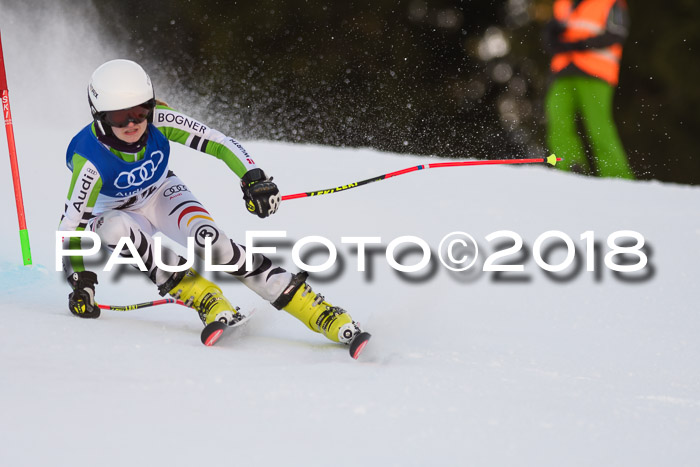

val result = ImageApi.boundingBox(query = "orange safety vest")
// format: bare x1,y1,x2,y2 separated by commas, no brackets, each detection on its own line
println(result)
551,0,624,86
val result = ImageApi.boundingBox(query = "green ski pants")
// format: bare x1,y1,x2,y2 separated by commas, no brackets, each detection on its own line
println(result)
545,75,634,179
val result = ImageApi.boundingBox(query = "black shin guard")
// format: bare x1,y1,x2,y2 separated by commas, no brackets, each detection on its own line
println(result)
271,271,308,310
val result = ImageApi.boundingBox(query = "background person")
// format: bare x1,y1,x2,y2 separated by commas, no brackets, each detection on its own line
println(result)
543,0,635,179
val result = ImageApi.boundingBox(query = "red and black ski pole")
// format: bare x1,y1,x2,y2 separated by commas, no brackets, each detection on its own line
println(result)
281,155,560,201
98,298,191,312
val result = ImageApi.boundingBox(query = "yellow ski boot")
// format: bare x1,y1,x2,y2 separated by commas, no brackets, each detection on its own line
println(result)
272,272,362,344
161,269,240,325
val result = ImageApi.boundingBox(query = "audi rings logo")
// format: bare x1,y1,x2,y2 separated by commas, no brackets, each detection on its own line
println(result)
163,184,189,197
114,151,164,189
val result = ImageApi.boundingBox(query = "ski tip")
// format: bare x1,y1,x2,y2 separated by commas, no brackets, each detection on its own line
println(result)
203,329,224,346
349,332,372,360
201,321,227,346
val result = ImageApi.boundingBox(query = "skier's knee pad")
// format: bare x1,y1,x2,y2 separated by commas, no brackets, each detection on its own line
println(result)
93,210,142,245
186,219,232,261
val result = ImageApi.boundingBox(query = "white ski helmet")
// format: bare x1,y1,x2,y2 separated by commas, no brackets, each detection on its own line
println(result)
88,59,155,123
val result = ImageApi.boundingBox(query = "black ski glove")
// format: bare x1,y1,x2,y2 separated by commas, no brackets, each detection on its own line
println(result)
68,271,100,318
241,168,281,218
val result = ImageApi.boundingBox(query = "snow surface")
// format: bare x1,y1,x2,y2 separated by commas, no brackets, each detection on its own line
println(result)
1,3,700,467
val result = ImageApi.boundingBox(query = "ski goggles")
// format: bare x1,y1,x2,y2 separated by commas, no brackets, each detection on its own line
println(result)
102,102,154,128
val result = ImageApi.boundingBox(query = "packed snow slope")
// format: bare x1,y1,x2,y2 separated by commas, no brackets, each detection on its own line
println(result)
1,3,699,467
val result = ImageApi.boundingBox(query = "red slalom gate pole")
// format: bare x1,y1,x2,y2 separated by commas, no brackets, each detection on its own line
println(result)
0,30,32,265
281,154,561,201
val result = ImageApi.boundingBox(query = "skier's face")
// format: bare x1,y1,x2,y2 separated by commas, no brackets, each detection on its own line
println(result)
111,120,147,144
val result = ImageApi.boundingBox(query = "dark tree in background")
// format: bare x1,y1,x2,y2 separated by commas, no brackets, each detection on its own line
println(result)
95,0,700,184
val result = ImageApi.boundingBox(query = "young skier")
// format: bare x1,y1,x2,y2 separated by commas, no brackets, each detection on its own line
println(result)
59,59,366,350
